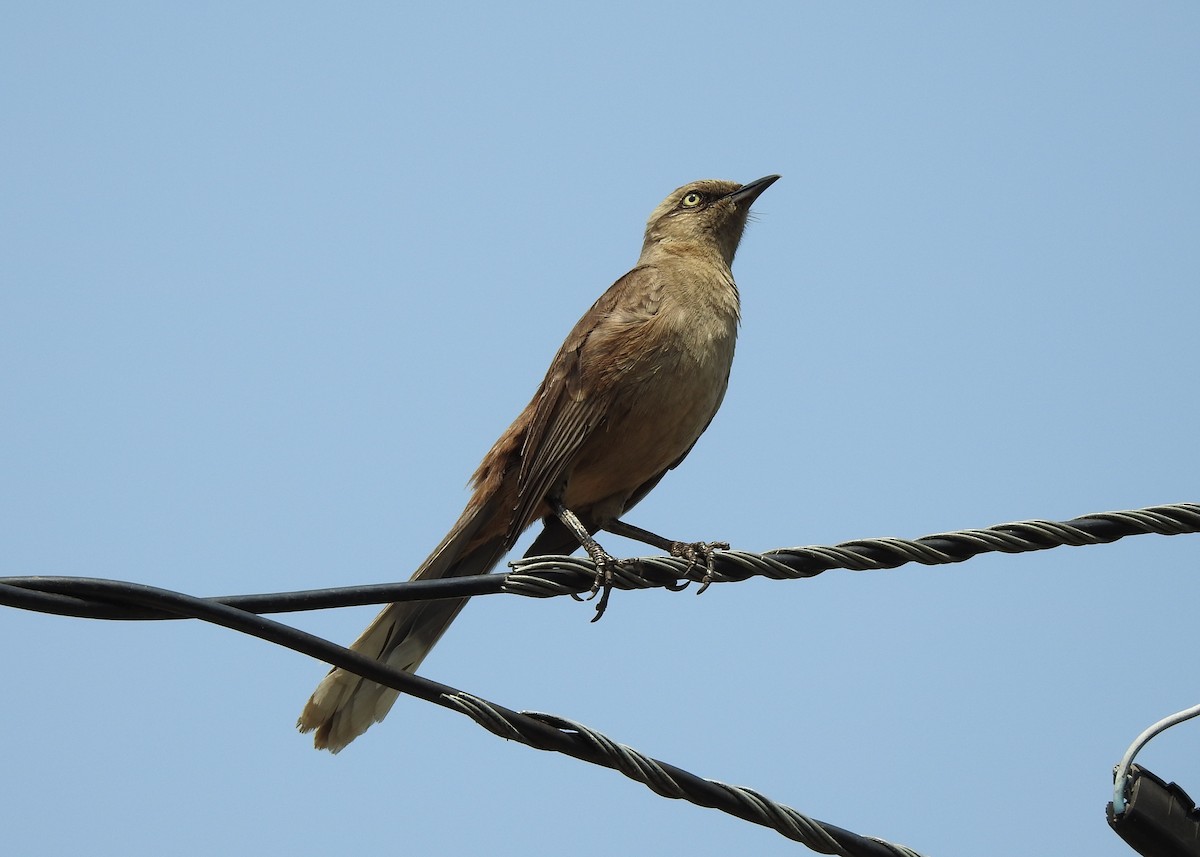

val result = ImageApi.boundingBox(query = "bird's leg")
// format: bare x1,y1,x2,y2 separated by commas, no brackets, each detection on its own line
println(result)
603,519,729,594
550,501,620,621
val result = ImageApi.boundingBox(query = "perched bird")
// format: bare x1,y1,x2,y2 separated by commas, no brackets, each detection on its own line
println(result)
299,174,779,751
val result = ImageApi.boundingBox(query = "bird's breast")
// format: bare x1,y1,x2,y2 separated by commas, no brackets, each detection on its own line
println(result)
562,297,738,508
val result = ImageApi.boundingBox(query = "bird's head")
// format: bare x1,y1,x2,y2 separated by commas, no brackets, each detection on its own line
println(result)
640,175,780,267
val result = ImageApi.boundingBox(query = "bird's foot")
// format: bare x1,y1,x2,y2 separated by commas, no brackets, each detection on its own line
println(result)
584,544,623,623
669,540,729,594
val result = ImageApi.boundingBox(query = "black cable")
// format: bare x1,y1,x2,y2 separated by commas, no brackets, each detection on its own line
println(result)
2,502,1194,620
0,575,921,856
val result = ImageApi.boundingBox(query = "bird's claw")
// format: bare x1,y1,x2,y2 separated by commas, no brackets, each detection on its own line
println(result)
586,548,621,622
583,539,728,620
669,540,729,594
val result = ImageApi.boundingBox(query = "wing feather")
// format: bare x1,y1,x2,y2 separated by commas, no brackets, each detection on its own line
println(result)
505,266,662,541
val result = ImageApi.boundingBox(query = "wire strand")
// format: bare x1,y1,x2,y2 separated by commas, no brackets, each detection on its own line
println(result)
3,502,1193,619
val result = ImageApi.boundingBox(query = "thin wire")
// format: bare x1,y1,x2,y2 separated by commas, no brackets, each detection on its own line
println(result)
1112,703,1200,816
0,574,510,620
1,502,1195,620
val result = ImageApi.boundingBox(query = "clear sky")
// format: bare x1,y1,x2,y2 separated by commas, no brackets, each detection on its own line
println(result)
2,3,1197,856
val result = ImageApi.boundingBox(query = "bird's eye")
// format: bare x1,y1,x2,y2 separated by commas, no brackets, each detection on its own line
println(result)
681,191,704,208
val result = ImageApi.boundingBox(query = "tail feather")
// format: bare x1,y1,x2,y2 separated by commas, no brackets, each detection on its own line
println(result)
298,497,508,752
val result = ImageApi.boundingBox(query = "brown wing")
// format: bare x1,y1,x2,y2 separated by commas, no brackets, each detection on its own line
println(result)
505,265,663,543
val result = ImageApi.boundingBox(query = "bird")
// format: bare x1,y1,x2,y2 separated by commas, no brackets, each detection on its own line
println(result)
298,174,780,752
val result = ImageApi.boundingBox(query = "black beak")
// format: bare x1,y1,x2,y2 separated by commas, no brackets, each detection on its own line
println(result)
728,174,781,206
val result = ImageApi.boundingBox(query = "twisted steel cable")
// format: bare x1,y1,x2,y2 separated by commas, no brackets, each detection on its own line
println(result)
3,502,1195,618
507,502,1199,593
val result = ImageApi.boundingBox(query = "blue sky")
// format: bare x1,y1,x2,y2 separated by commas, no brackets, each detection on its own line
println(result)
2,3,1197,855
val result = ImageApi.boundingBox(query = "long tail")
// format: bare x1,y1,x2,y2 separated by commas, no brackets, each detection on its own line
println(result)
297,495,508,752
